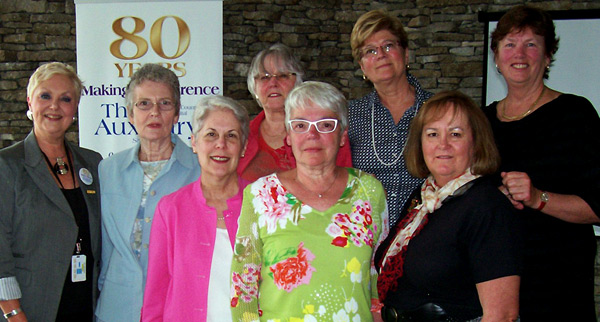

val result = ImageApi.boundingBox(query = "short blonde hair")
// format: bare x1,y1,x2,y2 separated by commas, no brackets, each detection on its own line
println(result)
27,62,83,103
350,9,409,62
404,91,500,178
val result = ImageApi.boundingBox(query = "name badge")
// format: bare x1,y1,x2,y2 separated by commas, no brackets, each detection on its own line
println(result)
71,255,87,282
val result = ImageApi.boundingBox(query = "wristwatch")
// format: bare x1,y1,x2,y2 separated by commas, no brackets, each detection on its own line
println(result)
536,191,549,211
3,308,22,319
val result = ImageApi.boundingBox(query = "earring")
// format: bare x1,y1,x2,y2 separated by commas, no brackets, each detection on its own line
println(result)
362,75,367,80
26,110,33,121
72,116,78,122
495,64,502,75
241,153,245,158
546,65,550,71
405,64,410,70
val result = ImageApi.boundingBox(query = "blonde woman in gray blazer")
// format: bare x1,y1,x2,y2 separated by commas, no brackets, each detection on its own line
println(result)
0,63,102,322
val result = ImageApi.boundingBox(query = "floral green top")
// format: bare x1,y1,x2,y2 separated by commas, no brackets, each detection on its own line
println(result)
230,168,388,322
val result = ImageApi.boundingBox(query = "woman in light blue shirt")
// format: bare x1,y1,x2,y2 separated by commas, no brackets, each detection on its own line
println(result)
95,64,200,322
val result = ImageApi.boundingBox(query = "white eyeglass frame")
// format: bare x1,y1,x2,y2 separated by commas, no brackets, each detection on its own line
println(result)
287,118,339,133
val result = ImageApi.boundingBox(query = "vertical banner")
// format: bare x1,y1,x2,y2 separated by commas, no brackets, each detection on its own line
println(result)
75,0,222,157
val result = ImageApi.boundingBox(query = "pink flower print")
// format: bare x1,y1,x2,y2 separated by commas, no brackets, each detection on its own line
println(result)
252,175,308,234
326,222,343,236
269,242,316,292
336,213,351,224
326,200,376,248
350,236,363,247
231,263,261,306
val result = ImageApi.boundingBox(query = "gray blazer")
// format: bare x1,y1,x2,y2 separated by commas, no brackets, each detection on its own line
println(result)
0,131,102,321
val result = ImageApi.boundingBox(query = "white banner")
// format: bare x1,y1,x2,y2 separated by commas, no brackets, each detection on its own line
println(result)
75,0,223,157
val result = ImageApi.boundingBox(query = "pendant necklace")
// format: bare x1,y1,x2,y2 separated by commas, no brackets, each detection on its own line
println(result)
41,142,75,189
296,170,339,198
501,86,546,121
42,147,70,175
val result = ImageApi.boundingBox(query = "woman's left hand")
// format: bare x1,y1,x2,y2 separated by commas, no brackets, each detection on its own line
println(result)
500,171,541,209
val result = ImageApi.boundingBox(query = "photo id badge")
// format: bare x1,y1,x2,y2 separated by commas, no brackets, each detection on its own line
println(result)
71,255,86,282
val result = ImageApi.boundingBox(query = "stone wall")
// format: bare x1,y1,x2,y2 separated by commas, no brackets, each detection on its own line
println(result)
4,0,600,146
1,0,600,318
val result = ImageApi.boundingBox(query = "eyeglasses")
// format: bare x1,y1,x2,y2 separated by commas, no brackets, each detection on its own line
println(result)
361,41,401,59
255,72,297,83
134,99,175,111
288,118,338,133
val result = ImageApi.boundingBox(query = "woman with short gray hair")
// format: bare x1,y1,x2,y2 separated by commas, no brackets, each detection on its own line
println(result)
192,95,250,146
142,95,250,322
95,63,200,322
124,63,182,117
231,81,387,321
238,43,352,182
284,81,349,133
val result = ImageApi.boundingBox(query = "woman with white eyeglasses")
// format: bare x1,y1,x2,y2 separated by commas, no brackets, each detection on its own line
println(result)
349,9,433,229
239,43,352,182
231,81,388,321
95,64,200,322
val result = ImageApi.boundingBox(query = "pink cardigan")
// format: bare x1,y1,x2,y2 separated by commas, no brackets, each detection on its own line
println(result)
141,176,249,322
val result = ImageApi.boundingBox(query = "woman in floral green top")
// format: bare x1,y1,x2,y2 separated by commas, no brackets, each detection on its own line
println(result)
230,81,389,322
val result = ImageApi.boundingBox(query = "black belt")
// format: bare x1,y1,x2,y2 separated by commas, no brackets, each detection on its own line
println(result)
381,303,463,322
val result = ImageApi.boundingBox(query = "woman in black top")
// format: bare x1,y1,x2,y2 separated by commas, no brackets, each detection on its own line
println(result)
376,91,521,322
485,5,600,321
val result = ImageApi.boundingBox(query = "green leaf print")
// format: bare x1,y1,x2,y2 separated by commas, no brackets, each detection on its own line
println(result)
263,245,299,279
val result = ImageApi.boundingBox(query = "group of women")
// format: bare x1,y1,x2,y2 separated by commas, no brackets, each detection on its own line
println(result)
0,4,598,322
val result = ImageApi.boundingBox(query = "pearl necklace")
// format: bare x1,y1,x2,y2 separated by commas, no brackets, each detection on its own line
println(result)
370,96,417,166
501,86,546,121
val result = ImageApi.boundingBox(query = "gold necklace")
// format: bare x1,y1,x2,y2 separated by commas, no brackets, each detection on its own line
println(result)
501,86,546,121
296,170,339,198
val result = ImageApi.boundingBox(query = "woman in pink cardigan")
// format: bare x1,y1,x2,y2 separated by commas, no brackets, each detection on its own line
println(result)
141,96,250,322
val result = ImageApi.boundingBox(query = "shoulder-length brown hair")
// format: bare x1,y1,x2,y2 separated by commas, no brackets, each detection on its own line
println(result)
404,90,500,178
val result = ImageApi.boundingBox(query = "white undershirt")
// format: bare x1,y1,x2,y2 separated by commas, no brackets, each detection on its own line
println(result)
207,228,233,322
